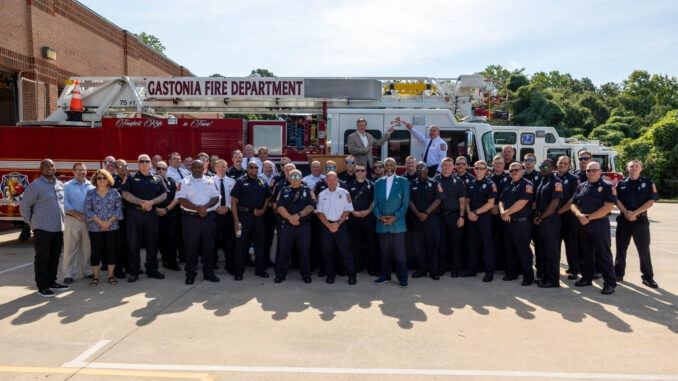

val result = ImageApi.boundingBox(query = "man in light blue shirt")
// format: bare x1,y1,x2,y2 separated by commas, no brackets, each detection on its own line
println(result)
62,163,95,284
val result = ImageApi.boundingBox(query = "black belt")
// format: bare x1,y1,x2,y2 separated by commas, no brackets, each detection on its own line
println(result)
237,205,255,214
133,206,155,212
510,217,529,222
183,210,215,217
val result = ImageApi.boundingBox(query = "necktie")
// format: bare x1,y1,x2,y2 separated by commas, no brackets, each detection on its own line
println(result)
178,168,184,179
423,139,433,164
220,178,226,206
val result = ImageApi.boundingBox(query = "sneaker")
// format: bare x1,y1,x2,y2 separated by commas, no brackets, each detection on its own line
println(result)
50,283,70,291
373,276,391,284
38,288,55,298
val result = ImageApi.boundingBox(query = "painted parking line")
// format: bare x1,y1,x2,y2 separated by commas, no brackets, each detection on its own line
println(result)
0,366,213,380
62,340,678,380
0,262,31,275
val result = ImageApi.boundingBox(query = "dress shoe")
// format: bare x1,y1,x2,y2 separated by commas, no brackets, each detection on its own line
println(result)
521,279,534,286
348,276,357,285
373,276,390,284
255,271,270,278
326,275,335,284
575,279,592,287
204,274,220,282
318,270,327,277
127,274,139,283
274,275,285,284
460,270,477,277
538,280,559,288
567,273,579,280
429,273,440,280
601,284,616,295
399,280,408,288
483,274,494,282
303,276,312,284
450,270,459,278
616,274,624,282
234,274,243,281
412,270,427,278
642,277,658,289
146,271,165,279
368,270,379,276
185,276,195,285
63,277,74,285
593,272,602,279
503,275,518,281
114,270,126,279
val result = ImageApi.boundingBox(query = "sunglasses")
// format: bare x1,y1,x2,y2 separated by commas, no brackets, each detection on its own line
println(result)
289,175,302,180
579,157,591,161
509,169,521,173
355,169,367,172
524,158,536,163
586,169,600,173
346,160,356,165
325,167,336,171
139,160,151,164
156,167,167,171
248,165,259,169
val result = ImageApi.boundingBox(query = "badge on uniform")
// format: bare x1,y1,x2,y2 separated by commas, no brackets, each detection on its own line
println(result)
303,190,307,198
641,183,646,188
482,183,486,189
598,186,603,192
367,184,371,189
564,179,568,185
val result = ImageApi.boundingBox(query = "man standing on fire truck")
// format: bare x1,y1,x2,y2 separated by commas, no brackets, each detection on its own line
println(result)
120,154,168,283
347,118,394,177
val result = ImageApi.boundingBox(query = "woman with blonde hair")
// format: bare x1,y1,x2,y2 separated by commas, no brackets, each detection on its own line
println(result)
84,169,123,286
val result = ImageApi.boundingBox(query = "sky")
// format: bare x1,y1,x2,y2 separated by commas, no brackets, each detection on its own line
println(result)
79,0,678,85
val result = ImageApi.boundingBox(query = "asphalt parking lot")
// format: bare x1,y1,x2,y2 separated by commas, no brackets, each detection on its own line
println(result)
0,205,676,381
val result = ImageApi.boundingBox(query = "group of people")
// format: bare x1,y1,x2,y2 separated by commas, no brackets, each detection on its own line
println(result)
19,119,659,298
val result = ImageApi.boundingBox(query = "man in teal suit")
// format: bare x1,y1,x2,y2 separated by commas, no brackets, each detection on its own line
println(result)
373,157,411,288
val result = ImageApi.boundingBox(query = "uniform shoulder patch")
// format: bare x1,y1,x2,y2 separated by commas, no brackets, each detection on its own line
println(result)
554,182,563,192
440,143,447,151
525,184,534,194
611,186,617,196
652,183,658,193
492,183,497,192
437,183,443,192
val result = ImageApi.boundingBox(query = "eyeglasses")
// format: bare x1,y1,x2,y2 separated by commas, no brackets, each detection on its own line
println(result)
325,167,336,171
289,175,302,180
586,169,600,173
455,163,467,166
579,157,591,161
95,176,106,180
156,167,167,171
509,169,521,173
355,169,367,172
104,161,115,165
346,160,356,165
474,167,487,170
248,165,259,169
139,160,151,164
524,158,536,163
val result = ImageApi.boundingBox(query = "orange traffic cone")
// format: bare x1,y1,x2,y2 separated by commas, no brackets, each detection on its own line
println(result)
66,80,84,121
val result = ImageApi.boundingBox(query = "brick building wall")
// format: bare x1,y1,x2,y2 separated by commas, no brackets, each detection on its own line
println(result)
0,0,191,122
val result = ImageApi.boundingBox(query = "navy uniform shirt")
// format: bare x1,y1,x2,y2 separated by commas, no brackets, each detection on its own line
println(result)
230,175,271,209
573,169,587,184
404,172,418,183
435,173,467,213
524,170,543,189
120,172,166,201
572,178,617,215
271,177,291,202
226,166,246,180
535,174,563,214
468,177,497,213
338,171,356,184
489,171,511,201
313,178,347,197
556,172,579,205
457,171,476,190
157,177,177,209
347,179,374,212
410,177,444,213
276,185,315,224
500,178,534,218
616,176,659,211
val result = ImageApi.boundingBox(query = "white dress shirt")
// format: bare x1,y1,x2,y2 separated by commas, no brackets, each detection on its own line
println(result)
385,174,395,199
302,174,326,190
167,166,190,183
176,175,221,212
316,187,354,222
359,132,368,147
411,128,447,172
213,174,236,209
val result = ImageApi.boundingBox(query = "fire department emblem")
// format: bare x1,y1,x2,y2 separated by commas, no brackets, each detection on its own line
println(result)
0,172,29,206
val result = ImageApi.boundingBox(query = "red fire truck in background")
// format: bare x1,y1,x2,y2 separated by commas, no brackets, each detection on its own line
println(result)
1,75,499,238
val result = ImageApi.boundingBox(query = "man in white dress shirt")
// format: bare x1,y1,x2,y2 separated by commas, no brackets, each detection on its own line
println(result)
302,161,326,190
405,121,447,175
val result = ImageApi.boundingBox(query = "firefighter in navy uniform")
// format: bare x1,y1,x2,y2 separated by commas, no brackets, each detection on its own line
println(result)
436,157,467,277
533,159,563,288
465,160,497,282
274,169,315,284
614,160,659,288
409,162,444,280
499,162,535,286
489,155,511,271
154,161,181,272
120,154,168,283
571,161,617,295
346,164,378,275
230,161,271,280
454,156,474,276
573,149,591,184
112,159,130,278
523,153,544,280
556,156,581,279
227,150,247,180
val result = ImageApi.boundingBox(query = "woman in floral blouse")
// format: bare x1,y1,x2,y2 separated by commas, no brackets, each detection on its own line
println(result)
85,169,123,286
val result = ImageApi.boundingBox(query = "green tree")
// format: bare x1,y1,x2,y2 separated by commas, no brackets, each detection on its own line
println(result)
510,84,566,130
249,68,275,77
136,32,166,55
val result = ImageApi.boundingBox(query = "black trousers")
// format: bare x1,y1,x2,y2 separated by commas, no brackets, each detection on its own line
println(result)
310,216,324,271
215,211,235,270
533,223,543,278
263,209,276,264
277,222,311,278
538,215,561,285
560,212,580,274
615,215,653,279
348,214,378,273
491,213,506,271
321,223,355,277
182,212,217,277
158,211,179,266
126,208,160,275
235,214,267,275
414,215,441,274
578,218,616,287
378,232,408,281
89,230,117,267
467,215,494,274
504,219,534,280
33,229,63,289
439,211,463,272
176,211,185,262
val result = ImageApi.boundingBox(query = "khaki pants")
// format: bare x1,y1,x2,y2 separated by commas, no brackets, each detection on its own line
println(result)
61,215,92,278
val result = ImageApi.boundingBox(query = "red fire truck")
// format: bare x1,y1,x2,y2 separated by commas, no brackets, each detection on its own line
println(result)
1,75,497,238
